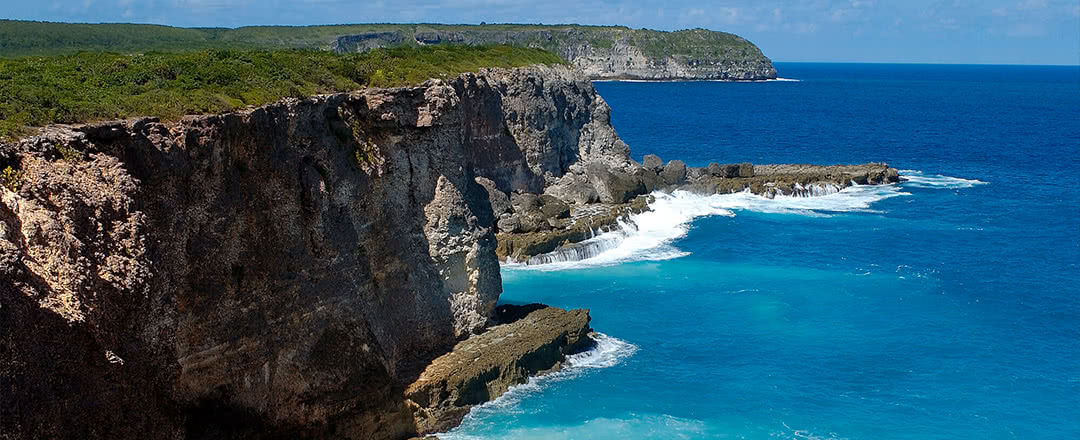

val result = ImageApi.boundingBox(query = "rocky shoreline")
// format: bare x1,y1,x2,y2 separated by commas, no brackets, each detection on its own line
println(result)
491,157,899,262
1,64,895,439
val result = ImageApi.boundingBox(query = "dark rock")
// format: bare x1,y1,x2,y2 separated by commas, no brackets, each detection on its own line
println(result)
660,160,687,184
707,162,723,176
538,194,571,219
642,154,663,172
885,168,900,183
77,121,127,142
476,177,511,216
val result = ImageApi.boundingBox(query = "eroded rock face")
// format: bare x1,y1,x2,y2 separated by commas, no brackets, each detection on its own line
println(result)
0,65,620,440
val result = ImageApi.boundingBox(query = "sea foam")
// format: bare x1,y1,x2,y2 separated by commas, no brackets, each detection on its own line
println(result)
511,183,908,270
898,170,989,189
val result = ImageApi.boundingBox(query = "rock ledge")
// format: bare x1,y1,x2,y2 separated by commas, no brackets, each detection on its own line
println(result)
405,304,593,435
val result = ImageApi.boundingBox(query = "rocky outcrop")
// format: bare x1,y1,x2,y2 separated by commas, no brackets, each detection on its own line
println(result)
331,25,777,81
406,304,592,435
0,65,621,440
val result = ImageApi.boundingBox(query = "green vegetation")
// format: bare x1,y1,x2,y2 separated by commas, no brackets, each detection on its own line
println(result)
0,45,563,139
1,166,22,192
0,20,627,57
57,143,83,161
0,20,764,63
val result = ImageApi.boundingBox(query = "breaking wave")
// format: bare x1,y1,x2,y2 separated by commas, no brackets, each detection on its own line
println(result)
899,170,988,189
511,183,907,271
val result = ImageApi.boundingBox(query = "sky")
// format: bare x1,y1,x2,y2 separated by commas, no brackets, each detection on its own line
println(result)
6,0,1080,65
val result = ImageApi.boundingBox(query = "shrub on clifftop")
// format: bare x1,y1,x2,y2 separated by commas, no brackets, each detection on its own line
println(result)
0,45,564,140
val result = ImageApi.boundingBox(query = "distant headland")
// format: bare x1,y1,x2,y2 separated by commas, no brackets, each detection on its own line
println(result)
0,20,777,81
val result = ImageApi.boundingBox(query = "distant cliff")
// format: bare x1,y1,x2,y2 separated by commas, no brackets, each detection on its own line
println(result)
332,26,777,81
0,21,776,81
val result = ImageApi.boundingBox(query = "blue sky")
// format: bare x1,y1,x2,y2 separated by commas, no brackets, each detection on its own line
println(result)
6,0,1080,65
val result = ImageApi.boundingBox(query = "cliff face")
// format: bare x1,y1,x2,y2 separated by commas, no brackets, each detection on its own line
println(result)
0,65,621,439
332,26,777,81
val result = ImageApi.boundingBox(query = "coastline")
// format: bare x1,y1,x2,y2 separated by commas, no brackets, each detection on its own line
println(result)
591,77,799,83
1,64,892,439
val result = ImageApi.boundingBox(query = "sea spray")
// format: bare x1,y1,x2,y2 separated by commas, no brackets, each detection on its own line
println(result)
898,170,989,189
512,182,915,270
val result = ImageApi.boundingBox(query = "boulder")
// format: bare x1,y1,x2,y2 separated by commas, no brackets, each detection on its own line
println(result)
519,211,552,233
738,162,754,178
544,175,599,205
586,162,646,204
707,162,723,176
633,166,663,192
497,214,522,233
660,160,687,184
538,194,571,219
642,154,663,172
475,177,511,216
510,192,540,213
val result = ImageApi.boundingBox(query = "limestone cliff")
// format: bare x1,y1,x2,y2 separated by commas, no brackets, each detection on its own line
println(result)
332,26,777,81
0,65,618,439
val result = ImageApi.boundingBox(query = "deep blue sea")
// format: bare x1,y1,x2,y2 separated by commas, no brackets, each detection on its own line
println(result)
444,63,1080,440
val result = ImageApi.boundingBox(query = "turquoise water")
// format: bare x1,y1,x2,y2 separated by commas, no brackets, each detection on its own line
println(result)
444,64,1080,439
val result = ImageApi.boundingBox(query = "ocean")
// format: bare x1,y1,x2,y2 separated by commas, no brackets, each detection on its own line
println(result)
442,63,1080,439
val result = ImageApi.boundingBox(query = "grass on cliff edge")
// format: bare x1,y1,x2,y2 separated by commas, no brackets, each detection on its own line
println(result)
0,45,564,140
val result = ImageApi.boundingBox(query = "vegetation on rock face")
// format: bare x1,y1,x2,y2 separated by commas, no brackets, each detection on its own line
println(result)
1,166,22,192
57,143,83,161
0,45,563,139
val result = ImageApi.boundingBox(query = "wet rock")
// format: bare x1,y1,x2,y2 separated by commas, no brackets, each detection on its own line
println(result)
660,160,687,184
642,154,663,172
